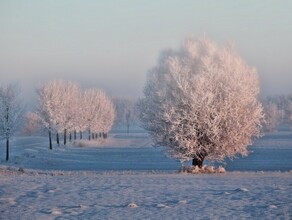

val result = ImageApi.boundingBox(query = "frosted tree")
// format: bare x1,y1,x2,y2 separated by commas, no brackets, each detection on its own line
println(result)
36,80,81,147
113,97,139,133
99,93,115,138
82,89,115,140
262,101,281,132
139,37,264,167
285,98,292,127
36,81,61,149
55,81,80,145
0,84,24,161
265,94,292,128
37,80,115,147
71,91,86,140
82,89,108,140
22,111,42,135
37,80,80,149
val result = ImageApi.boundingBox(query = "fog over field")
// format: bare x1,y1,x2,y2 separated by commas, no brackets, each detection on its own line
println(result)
1,1,292,106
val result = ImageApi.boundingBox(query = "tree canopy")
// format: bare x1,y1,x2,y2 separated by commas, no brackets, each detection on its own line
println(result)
139,37,264,166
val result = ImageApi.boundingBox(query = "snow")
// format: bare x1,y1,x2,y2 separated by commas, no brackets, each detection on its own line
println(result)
0,170,291,219
0,131,292,219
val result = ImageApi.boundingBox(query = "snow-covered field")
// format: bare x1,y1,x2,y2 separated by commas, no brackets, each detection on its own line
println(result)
1,170,291,219
0,131,292,219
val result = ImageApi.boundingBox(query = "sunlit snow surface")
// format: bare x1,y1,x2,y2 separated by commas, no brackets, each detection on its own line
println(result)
0,131,292,219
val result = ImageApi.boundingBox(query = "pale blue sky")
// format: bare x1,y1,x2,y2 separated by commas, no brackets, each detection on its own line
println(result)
0,0,291,105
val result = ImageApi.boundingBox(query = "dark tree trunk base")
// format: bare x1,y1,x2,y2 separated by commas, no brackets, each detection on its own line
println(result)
6,138,9,161
56,133,59,145
192,157,204,168
64,129,67,145
49,130,52,150
69,132,72,142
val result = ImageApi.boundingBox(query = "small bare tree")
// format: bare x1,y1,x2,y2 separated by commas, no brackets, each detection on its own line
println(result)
113,97,139,133
139,37,264,167
263,94,292,129
22,111,42,135
262,101,281,132
0,84,23,161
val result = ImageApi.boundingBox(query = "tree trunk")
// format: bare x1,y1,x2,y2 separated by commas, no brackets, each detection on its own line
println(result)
6,138,9,161
79,131,82,139
74,130,77,140
99,132,102,138
192,151,207,168
126,111,131,133
95,133,98,139
49,130,52,150
69,132,72,142
88,129,91,141
56,133,59,145
5,107,9,161
64,129,67,145
192,157,204,168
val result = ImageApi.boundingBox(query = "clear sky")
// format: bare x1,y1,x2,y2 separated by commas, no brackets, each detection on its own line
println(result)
0,0,291,106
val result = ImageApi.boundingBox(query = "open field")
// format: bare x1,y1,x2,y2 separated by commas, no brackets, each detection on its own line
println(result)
0,131,292,219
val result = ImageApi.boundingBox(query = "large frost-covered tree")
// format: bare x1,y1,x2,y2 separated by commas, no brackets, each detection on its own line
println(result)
139,37,264,167
0,84,23,161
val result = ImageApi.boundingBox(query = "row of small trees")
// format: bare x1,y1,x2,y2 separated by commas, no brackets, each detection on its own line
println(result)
0,81,115,160
35,80,115,150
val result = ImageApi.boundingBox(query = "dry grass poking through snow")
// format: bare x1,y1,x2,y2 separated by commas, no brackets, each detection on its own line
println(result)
179,165,226,174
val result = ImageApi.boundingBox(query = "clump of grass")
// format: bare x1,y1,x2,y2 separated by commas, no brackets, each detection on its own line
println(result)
179,165,226,174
